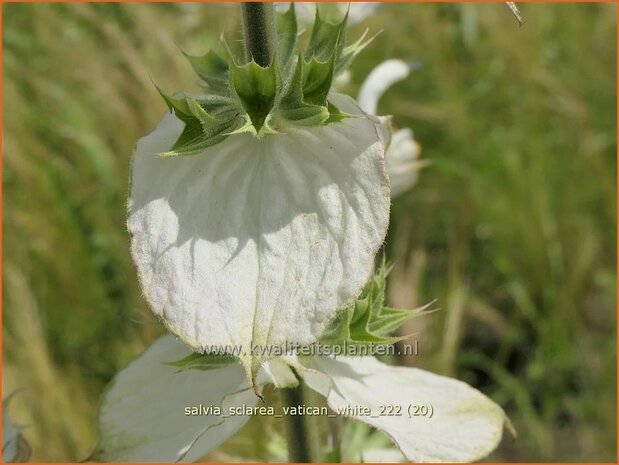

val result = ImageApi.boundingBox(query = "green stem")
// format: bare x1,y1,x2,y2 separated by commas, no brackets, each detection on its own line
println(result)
280,380,320,462
241,3,275,67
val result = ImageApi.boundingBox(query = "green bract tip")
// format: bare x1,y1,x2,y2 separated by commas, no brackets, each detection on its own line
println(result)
157,5,374,157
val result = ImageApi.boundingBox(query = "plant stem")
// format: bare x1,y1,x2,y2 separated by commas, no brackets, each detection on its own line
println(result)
241,3,275,67
280,380,320,462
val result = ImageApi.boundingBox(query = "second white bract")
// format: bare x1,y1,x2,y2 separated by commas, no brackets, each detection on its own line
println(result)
128,93,390,381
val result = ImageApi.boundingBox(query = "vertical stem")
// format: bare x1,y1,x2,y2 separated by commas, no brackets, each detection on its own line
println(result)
280,380,320,463
241,3,275,67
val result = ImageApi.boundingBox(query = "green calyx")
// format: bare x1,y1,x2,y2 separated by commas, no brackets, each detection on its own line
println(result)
157,5,374,157
318,259,427,350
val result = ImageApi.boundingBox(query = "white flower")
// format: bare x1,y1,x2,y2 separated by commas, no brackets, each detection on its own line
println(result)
127,93,390,384
358,59,413,116
95,335,509,462
358,59,426,197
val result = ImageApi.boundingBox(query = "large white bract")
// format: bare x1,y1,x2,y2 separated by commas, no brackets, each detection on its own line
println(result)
295,356,509,463
128,93,390,382
93,336,260,462
95,336,509,462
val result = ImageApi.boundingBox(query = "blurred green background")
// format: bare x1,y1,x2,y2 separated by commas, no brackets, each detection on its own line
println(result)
2,2,616,462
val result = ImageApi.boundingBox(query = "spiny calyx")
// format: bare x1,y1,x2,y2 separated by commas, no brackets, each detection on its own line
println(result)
158,5,373,157
319,259,429,349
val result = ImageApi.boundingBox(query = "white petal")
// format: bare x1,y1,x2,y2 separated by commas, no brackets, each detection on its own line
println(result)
358,59,412,115
94,335,260,462
300,356,508,463
128,93,389,380
386,128,423,197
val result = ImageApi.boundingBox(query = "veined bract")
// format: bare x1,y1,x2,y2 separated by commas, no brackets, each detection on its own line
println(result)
127,7,390,386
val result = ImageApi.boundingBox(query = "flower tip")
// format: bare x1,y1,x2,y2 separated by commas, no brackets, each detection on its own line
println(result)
505,417,518,438
241,355,267,400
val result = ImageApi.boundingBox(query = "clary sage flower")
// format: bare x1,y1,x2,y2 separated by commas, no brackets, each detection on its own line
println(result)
128,8,389,386
102,6,511,463
358,59,426,197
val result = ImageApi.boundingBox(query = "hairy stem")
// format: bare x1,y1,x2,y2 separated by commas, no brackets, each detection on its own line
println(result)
241,3,275,67
280,380,320,462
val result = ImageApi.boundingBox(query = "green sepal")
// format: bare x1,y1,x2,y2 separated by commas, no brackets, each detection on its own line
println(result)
156,86,207,152
305,8,347,63
164,352,238,372
278,105,330,127
224,113,259,137
276,3,298,68
320,259,428,348
183,49,229,93
156,6,373,155
229,59,277,134
156,85,244,156
325,101,357,124
303,53,336,106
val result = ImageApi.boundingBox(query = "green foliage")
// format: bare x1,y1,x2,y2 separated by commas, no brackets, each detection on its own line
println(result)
320,260,426,348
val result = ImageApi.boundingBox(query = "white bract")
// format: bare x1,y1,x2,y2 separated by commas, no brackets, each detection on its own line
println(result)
386,128,423,196
95,335,509,462
359,59,426,197
128,93,389,383
93,335,270,461
294,356,508,463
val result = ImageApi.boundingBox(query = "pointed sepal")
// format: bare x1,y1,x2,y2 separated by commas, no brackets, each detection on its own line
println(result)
183,49,229,93
152,5,374,155
320,259,430,350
